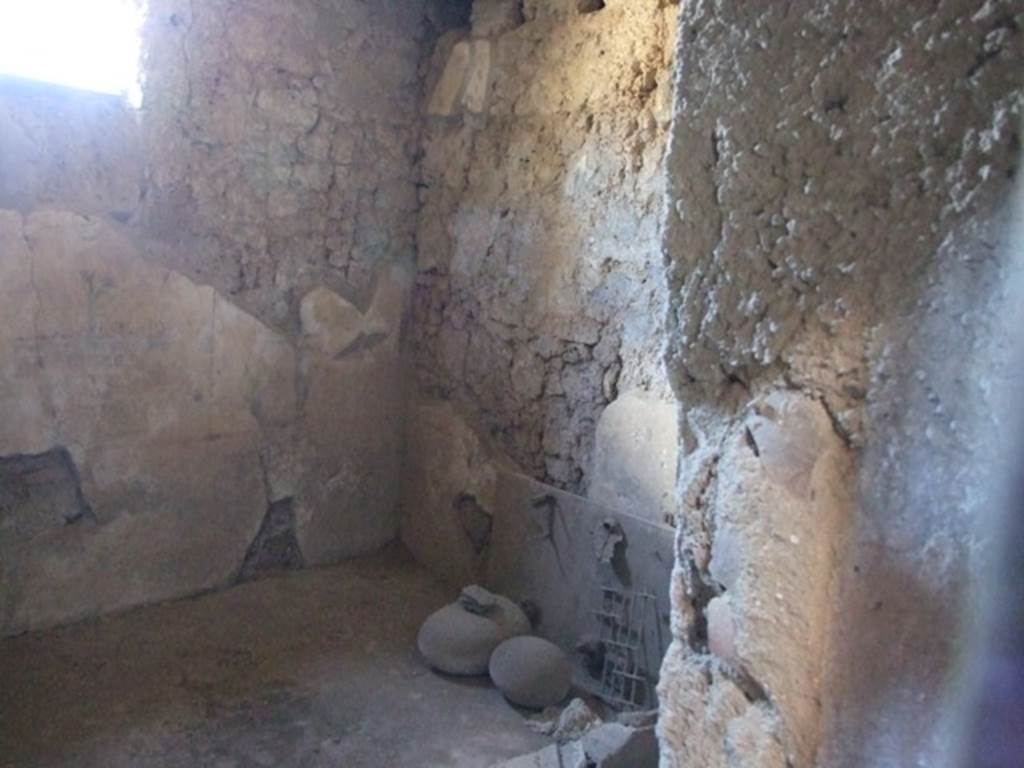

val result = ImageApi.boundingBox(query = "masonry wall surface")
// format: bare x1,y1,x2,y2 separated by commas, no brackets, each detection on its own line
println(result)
657,2,1022,766
0,0,431,635
412,0,678,494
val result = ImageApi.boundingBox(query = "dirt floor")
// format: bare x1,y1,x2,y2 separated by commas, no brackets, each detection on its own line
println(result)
0,546,551,767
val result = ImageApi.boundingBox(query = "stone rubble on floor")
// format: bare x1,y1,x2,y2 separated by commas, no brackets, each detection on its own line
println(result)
492,721,658,768
525,697,602,743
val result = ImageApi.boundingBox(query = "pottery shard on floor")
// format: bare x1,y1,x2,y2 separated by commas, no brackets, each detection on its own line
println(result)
417,586,530,675
489,635,572,709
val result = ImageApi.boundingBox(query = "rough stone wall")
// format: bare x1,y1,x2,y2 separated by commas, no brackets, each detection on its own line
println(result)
0,0,430,635
657,2,1022,766
140,0,428,332
413,0,678,493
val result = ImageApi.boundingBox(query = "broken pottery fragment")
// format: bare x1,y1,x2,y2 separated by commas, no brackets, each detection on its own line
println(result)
418,587,530,675
489,636,572,709
459,584,498,614
480,590,532,638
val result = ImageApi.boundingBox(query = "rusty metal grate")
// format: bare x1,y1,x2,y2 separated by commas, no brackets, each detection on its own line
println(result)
591,585,656,710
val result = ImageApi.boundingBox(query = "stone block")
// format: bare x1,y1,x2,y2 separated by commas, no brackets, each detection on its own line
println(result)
699,391,850,765
427,41,472,116
300,287,365,358
706,596,738,664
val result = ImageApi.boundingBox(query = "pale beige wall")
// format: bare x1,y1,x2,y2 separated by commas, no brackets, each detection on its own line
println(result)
0,0,430,635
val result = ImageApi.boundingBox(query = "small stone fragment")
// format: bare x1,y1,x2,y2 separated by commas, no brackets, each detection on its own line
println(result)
553,697,602,742
524,705,562,736
614,708,658,729
489,636,572,709
524,697,602,741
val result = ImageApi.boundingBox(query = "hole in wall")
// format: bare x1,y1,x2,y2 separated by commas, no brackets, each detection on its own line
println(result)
454,492,493,554
237,497,304,582
0,448,94,540
426,0,473,34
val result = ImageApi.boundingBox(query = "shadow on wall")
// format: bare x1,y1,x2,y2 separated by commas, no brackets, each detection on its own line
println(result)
821,181,1024,768
955,182,1024,768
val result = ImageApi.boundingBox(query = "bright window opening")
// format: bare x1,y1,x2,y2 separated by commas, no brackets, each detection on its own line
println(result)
0,0,144,106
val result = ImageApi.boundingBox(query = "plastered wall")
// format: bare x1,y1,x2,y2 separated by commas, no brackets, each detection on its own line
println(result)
0,0,432,635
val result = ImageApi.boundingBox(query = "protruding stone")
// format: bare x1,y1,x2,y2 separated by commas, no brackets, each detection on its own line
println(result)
300,287,363,358
707,596,738,664
489,636,572,709
427,41,472,117
462,41,492,114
